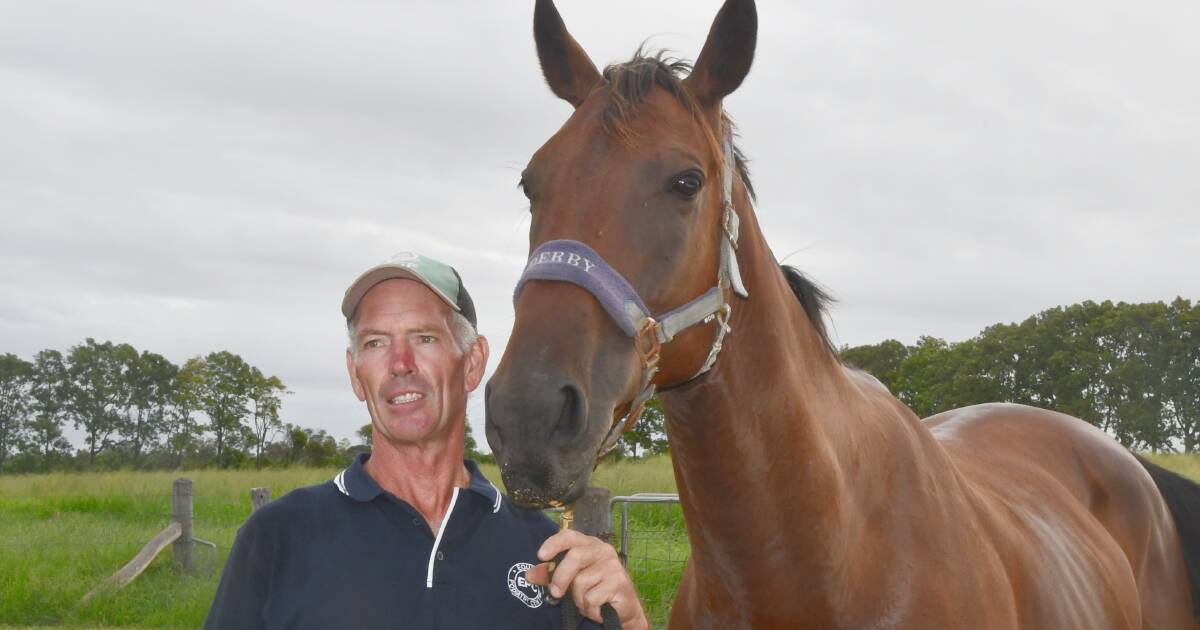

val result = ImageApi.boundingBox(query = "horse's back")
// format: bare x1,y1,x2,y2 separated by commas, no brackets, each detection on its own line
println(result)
928,403,1196,629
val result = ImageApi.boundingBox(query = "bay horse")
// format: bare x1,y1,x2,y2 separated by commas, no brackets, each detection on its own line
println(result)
484,0,1200,627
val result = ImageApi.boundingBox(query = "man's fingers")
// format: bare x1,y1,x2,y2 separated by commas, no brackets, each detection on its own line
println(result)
568,563,607,616
534,530,648,629
548,543,604,598
536,528,589,561
573,568,618,621
525,562,551,586
538,530,605,598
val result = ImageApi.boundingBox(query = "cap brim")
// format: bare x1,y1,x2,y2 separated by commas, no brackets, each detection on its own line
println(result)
341,265,461,320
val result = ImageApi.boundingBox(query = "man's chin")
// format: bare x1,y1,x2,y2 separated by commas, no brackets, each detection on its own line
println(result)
371,415,445,447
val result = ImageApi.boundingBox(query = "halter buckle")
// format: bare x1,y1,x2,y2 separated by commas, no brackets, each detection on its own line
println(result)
634,317,661,368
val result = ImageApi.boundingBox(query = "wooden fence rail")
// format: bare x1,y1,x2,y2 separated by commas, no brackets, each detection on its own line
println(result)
78,477,212,606
79,522,182,605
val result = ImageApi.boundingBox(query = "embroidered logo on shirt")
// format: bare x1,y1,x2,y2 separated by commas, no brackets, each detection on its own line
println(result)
507,562,544,608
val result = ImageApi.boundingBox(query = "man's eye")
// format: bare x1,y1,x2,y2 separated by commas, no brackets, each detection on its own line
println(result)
363,339,384,349
418,335,437,344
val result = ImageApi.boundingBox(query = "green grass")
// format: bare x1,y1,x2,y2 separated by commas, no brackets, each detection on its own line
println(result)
0,458,684,629
1144,452,1200,482
0,468,343,628
2,453,1198,629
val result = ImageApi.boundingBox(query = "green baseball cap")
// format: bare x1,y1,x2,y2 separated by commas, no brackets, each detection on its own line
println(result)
341,251,477,328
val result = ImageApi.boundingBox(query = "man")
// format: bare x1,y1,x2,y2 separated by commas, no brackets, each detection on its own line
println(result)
205,252,648,629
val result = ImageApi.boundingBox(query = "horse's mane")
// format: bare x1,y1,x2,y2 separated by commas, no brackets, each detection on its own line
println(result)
781,265,838,358
601,49,757,202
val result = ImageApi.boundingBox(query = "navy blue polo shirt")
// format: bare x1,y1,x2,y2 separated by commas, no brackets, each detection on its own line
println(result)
204,454,600,629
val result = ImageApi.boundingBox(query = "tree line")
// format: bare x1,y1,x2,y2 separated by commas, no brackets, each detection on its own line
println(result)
841,298,1199,452
0,338,352,474
6,297,1191,471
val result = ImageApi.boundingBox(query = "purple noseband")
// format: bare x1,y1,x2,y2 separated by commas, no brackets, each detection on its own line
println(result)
514,240,650,337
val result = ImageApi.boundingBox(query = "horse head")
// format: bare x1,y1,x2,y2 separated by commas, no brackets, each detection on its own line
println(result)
485,0,758,508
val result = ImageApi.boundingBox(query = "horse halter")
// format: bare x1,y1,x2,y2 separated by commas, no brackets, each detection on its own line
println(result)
513,125,749,459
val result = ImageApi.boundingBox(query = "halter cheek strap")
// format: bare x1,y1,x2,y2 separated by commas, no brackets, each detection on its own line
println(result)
512,125,747,459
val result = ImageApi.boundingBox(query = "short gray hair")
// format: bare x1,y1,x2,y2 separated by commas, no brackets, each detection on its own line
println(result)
347,311,477,360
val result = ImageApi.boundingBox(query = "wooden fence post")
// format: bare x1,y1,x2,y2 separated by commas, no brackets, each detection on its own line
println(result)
251,487,272,512
573,487,613,539
172,478,193,574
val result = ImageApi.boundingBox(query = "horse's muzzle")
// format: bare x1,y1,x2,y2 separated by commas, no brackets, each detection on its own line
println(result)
485,378,596,508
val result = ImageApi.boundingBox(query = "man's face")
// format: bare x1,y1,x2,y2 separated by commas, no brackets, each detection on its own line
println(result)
345,278,487,448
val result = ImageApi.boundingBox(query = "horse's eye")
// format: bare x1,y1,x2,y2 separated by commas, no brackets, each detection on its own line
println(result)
518,178,532,200
669,171,704,199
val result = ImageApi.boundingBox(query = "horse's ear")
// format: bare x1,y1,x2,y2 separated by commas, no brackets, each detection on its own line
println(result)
684,0,757,105
534,0,601,107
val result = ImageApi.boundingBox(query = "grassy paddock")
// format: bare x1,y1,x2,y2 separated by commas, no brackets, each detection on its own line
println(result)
0,457,681,628
1,453,1197,628
1143,452,1200,481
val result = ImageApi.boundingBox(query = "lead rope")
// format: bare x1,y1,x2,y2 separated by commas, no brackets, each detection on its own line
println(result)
546,505,622,630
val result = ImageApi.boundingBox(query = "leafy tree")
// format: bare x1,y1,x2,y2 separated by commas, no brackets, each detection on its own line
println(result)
463,415,494,462
891,336,959,417
169,357,207,467
295,427,343,466
247,369,289,468
620,397,668,457
841,300,1200,452
123,351,178,464
279,423,310,465
1163,298,1200,450
1103,302,1174,450
0,354,33,472
194,351,253,467
65,339,134,463
27,350,71,468
840,340,910,393
356,423,373,448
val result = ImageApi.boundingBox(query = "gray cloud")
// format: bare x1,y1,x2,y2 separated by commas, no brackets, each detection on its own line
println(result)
2,0,1196,447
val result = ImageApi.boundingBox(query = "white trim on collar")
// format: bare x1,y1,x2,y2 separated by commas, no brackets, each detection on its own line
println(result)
426,487,460,588
489,482,503,513
333,470,348,496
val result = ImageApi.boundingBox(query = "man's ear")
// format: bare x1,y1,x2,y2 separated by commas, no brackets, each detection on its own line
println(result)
464,335,490,393
346,349,367,402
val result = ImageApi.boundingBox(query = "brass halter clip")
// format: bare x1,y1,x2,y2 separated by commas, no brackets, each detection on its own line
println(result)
544,503,575,606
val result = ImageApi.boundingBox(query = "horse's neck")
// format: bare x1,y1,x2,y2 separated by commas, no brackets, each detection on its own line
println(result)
660,204,960,614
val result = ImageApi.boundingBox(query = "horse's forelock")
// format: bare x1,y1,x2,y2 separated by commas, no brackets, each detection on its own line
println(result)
599,48,694,141
598,49,757,202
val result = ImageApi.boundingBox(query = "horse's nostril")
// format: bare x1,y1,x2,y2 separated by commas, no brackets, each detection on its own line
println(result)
550,383,587,446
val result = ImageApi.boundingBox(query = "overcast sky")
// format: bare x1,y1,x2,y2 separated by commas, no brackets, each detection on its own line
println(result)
2,0,1197,449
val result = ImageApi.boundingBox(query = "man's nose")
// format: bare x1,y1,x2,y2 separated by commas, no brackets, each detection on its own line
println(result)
388,341,416,376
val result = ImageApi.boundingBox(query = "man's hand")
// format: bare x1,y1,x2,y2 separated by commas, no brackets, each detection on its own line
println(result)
525,529,649,630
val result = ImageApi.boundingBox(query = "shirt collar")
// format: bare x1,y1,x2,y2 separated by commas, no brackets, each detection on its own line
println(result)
464,459,504,513
334,452,503,513
333,452,385,502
